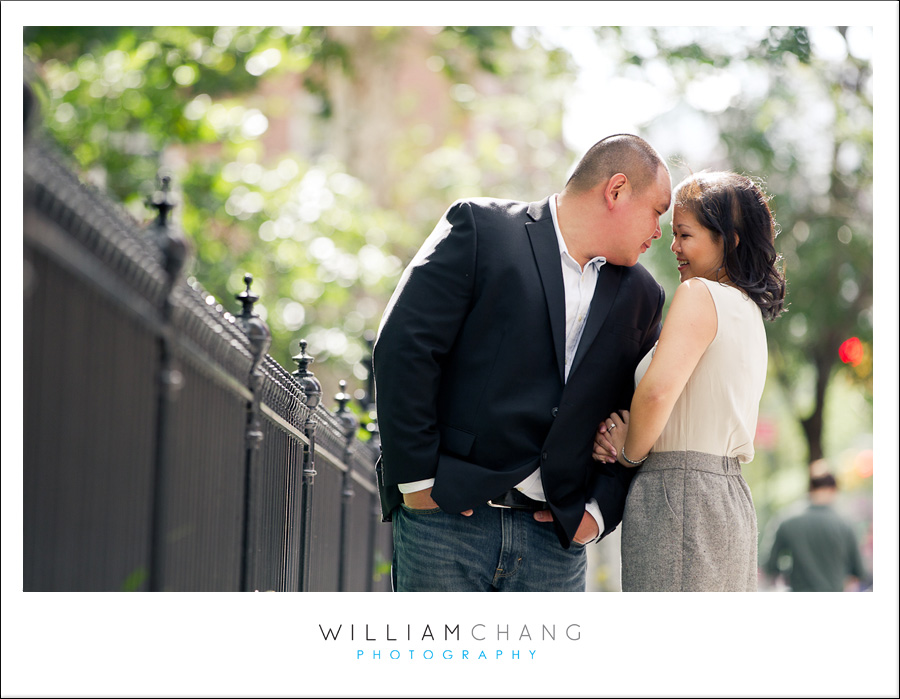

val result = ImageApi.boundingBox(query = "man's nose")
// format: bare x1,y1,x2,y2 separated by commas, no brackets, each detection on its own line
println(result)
653,223,662,240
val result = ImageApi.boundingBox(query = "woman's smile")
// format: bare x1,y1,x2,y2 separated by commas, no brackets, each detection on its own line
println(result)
670,206,726,283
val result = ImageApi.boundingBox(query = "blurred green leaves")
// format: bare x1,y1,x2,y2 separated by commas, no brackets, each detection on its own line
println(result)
24,26,573,397
608,26,873,463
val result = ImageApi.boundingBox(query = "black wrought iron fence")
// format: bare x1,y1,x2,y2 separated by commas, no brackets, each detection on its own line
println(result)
22,121,391,592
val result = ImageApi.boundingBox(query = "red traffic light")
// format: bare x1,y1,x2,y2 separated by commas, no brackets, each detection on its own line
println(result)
838,337,864,366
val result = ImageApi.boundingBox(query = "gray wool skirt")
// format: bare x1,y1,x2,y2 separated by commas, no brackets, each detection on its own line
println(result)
621,450,758,592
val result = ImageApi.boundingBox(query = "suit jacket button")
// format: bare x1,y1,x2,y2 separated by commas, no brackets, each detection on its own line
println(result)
551,407,559,417
542,452,548,460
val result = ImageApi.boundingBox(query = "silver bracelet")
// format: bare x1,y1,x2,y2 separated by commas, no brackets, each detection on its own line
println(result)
621,447,649,466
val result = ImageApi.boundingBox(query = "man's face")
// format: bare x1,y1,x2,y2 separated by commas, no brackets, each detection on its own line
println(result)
606,165,671,267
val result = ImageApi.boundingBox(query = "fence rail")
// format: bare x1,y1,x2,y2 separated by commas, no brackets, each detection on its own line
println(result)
22,121,391,592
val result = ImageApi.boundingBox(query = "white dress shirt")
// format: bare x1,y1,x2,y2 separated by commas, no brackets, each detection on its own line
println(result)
400,194,606,539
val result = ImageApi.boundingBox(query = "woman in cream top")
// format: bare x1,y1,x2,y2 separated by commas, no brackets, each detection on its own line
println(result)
633,277,767,463
594,171,785,591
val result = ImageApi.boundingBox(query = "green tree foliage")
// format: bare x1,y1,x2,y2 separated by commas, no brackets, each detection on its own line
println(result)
23,26,574,402
589,26,873,466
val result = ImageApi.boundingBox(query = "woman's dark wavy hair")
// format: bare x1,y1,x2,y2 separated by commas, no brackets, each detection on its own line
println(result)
674,171,786,320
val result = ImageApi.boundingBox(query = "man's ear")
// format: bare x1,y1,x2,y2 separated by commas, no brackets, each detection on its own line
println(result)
605,173,628,208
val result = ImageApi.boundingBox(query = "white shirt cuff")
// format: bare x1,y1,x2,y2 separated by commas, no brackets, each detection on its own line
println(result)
398,478,435,494
584,499,605,544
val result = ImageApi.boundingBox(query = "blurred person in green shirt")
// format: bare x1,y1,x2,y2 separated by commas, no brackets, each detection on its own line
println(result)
764,467,866,592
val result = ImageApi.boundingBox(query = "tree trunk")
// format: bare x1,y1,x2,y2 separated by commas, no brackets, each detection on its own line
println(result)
799,338,836,463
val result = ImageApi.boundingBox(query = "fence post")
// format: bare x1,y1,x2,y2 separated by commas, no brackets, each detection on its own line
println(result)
147,174,188,592
334,380,359,591
236,273,272,591
292,340,321,591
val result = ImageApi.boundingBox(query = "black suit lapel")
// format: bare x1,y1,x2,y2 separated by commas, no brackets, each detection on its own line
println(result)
569,263,624,377
525,200,566,382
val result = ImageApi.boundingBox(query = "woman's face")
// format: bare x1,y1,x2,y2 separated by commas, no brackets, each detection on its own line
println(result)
670,206,726,283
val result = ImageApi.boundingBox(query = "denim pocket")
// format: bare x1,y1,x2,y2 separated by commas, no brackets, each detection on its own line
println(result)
400,504,443,515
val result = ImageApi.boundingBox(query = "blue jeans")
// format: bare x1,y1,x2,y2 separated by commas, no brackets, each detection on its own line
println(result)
391,503,587,591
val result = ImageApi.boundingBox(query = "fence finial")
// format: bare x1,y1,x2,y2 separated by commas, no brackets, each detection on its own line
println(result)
150,173,176,229
147,171,188,283
335,379,350,412
235,272,271,364
237,273,261,320
292,340,322,409
335,380,359,440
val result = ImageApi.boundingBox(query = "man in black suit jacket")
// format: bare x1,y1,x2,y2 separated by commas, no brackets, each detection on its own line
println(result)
373,134,671,591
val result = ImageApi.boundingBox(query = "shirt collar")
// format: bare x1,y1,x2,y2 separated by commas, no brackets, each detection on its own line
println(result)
550,194,606,270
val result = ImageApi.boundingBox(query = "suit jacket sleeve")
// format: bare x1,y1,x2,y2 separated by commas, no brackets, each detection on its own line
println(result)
590,278,665,539
373,200,477,487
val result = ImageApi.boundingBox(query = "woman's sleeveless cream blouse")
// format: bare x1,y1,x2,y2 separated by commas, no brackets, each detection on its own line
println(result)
634,277,768,463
